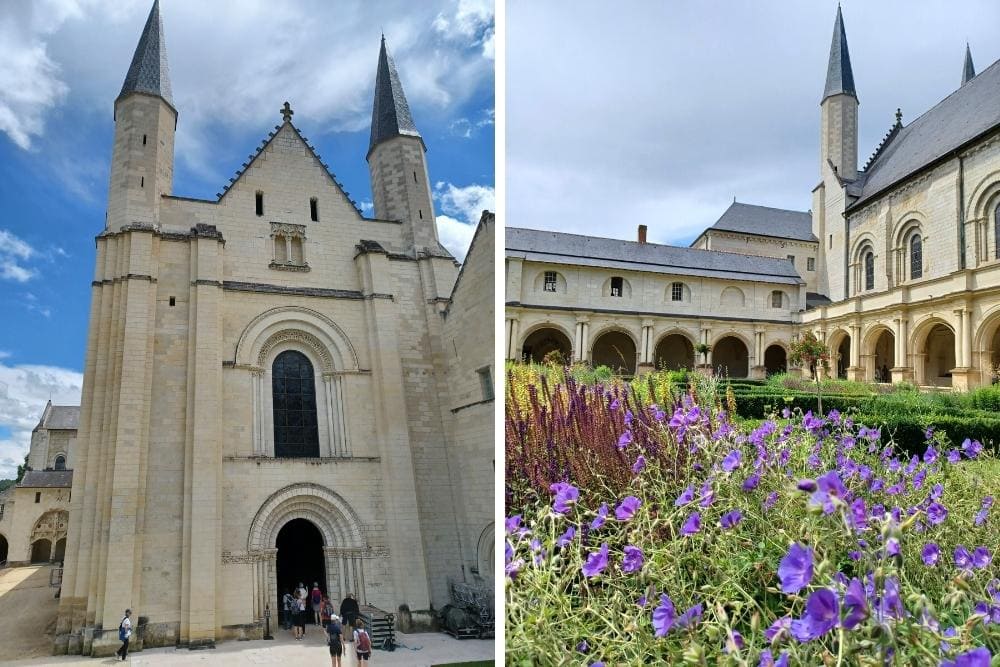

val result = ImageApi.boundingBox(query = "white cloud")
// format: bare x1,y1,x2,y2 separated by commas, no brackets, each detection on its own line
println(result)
0,229,37,283
433,181,494,259
437,215,477,261
433,0,494,60
0,361,83,479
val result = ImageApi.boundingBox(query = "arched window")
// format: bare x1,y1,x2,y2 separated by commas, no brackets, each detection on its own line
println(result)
994,201,1000,260
53,455,66,471
864,251,875,291
272,350,319,458
909,233,922,279
610,276,624,297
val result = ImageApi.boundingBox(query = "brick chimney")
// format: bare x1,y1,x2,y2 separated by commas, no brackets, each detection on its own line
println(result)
638,224,647,244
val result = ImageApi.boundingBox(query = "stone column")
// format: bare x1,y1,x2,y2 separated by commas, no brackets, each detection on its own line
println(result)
581,322,591,363
750,330,765,379
574,320,584,362
251,367,264,455
637,320,654,374
505,317,519,360
953,308,975,390
847,324,864,381
322,374,339,457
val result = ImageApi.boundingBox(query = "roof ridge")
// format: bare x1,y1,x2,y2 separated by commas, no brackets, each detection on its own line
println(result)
862,111,904,172
730,201,810,215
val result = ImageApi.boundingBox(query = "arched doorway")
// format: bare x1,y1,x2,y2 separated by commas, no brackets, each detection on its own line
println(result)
654,334,694,371
0,534,8,564
591,330,637,375
870,329,895,383
835,336,851,379
276,518,326,621
713,336,749,378
53,537,66,563
763,345,787,376
31,539,51,564
521,327,572,364
921,324,956,387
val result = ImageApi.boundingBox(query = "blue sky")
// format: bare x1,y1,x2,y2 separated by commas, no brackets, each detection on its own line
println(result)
0,0,494,479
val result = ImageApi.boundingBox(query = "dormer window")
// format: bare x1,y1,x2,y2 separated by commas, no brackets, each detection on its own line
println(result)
610,276,624,297
543,271,557,292
771,290,784,308
270,222,310,272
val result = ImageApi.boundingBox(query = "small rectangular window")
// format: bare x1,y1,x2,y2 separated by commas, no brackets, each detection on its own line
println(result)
671,282,683,302
256,191,264,216
610,276,624,297
169,296,176,307
807,257,815,271
35,492,41,503
142,134,147,145
829,234,833,248
310,198,318,222
787,254,795,266
477,366,494,401
771,291,783,308
140,176,144,188
543,271,557,292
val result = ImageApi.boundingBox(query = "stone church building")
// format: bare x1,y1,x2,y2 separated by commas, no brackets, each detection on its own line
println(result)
506,6,1000,391
55,1,494,655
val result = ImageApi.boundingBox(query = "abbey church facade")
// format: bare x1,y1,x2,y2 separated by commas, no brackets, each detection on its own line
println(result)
506,7,1000,391
55,1,494,655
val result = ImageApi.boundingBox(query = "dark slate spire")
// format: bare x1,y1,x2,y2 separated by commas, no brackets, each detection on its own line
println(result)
118,0,173,107
962,43,976,86
823,5,856,101
369,36,421,153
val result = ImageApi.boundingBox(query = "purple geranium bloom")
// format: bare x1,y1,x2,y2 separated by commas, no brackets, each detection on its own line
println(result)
652,593,676,637
808,470,847,514
590,663,605,667
631,454,646,474
556,525,576,548
724,630,744,654
590,503,608,530
923,444,938,464
720,509,743,530
681,512,701,536
927,501,948,525
505,515,522,534
576,640,588,653
796,478,818,492
764,491,779,511
973,546,992,569
699,480,715,507
621,545,644,574
778,543,814,595
885,537,901,558
675,485,695,506
676,603,703,629
722,449,742,472
791,588,839,642
850,497,868,532
975,508,990,526
879,576,905,620
842,577,869,629
955,546,973,570
765,616,791,642
617,430,633,449
615,496,641,521
941,647,992,667
742,472,761,491
550,482,580,514
582,543,609,578
947,449,961,464
922,542,940,566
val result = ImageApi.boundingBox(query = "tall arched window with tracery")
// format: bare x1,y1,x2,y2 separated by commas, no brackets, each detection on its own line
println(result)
909,233,922,279
272,350,319,458
994,201,1000,260
864,251,875,291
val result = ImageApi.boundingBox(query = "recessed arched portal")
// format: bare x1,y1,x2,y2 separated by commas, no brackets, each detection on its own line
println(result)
53,537,66,563
521,327,572,364
869,329,895,383
834,336,851,379
31,539,51,564
921,324,956,387
591,330,637,375
654,334,694,371
276,518,326,622
0,534,8,564
763,345,787,376
714,336,749,379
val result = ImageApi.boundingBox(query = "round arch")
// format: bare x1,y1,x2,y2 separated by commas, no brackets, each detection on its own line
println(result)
712,334,750,379
862,325,895,383
827,328,852,379
974,307,1000,383
590,327,638,375
234,306,360,372
763,343,788,376
891,211,928,247
520,324,574,364
29,509,68,551
30,539,51,564
653,330,696,371
911,318,956,387
966,170,1000,221
476,522,495,581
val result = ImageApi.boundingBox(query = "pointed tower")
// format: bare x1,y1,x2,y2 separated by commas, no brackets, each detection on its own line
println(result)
962,43,976,86
820,5,858,181
106,0,176,230
367,37,440,254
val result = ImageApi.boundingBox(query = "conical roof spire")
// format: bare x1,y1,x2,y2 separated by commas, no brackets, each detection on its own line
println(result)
823,5,856,101
962,43,976,86
118,0,173,107
369,36,421,154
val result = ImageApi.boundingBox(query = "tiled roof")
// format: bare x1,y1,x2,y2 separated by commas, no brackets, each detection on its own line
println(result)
43,406,79,430
506,227,804,285
118,0,173,107
850,57,1000,209
823,6,856,101
706,202,816,242
369,36,421,154
19,470,73,489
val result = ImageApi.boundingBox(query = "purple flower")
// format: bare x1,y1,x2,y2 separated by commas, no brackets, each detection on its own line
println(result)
505,515,522,534
615,496,641,521
720,509,743,530
676,603,703,628
621,545,644,573
885,537,901,558
631,454,646,474
617,430,633,449
955,545,973,571
590,663,606,667
652,593,676,637
922,542,940,566
947,449,961,464
796,478,818,492
973,546,992,569
923,444,938,464
699,480,715,507
976,508,990,526
624,409,633,426
878,576,905,620
763,491,779,511
808,471,848,514
963,438,984,459
576,640,588,653
765,616,791,642
550,482,579,514
941,647,992,667
681,512,701,536
791,588,839,642
849,497,868,532
927,501,948,525
590,503,608,531
742,472,761,491
842,577,869,629
675,485,695,506
722,449,742,472
778,543,814,595
724,630,744,654
556,525,576,548
582,543,609,578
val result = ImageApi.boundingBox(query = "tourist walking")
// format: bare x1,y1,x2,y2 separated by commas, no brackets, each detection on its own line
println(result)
115,609,132,661
340,592,360,642
293,582,308,639
326,613,344,667
320,595,334,628
353,619,372,665
311,582,323,624
282,589,294,631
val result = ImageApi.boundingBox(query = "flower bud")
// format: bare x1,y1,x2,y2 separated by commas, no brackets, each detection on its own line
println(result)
797,479,818,492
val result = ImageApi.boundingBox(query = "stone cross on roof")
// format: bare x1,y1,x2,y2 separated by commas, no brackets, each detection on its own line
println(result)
281,101,294,123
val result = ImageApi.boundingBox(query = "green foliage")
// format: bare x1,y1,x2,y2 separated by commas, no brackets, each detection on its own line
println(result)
0,478,14,494
15,453,29,483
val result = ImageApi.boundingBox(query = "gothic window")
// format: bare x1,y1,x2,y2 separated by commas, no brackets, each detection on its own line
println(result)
994,202,1000,260
272,350,319,458
270,223,309,271
543,271,557,292
771,291,784,308
54,455,66,471
864,251,875,291
807,257,815,271
671,282,684,302
610,277,624,297
909,233,923,279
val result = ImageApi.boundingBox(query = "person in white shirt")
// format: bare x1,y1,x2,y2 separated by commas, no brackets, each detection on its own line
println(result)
115,609,132,661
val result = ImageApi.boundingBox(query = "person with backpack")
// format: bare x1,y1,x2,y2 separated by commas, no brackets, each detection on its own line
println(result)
339,592,359,642
353,618,372,665
293,582,308,639
310,582,323,625
115,609,132,661
326,613,344,667
281,589,294,631
320,595,334,628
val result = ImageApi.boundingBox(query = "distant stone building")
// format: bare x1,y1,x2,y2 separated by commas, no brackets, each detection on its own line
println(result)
55,1,493,656
506,6,1000,391
0,401,77,567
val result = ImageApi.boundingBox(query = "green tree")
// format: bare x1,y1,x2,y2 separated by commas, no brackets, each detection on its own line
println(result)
15,453,29,483
789,331,830,416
